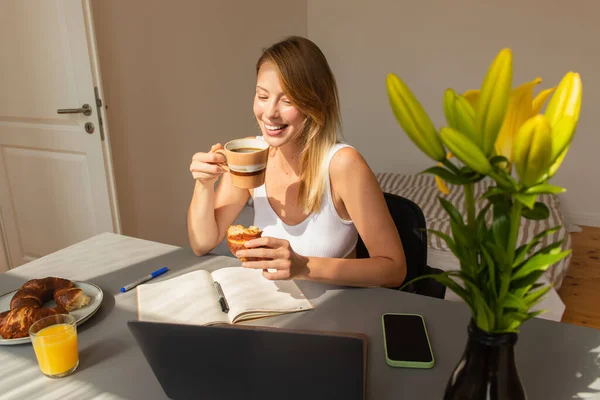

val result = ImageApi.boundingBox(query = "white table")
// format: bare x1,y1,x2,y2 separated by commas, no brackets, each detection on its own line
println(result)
1,233,599,399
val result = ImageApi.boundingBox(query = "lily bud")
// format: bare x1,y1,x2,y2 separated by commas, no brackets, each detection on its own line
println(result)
475,48,513,156
513,115,552,187
545,72,582,128
440,127,492,175
387,74,446,161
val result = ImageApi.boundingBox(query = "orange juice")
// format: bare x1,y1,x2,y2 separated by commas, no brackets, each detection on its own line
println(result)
31,323,79,376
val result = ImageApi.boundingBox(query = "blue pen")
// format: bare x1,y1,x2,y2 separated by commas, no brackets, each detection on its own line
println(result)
120,267,169,293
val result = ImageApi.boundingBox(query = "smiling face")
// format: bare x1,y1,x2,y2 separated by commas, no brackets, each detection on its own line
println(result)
253,61,305,149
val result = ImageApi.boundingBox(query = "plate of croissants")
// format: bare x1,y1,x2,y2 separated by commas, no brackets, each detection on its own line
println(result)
0,277,103,345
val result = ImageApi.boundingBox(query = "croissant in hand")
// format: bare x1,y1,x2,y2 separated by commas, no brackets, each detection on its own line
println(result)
227,225,268,262
0,277,90,339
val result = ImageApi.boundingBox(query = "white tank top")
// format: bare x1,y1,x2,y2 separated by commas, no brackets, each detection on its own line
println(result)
252,141,358,258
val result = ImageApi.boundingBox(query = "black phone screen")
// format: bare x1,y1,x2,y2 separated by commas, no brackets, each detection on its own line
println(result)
383,314,433,362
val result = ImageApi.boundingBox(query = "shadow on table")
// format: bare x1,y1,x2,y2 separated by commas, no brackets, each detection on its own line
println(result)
564,340,600,399
77,336,131,373
518,318,600,400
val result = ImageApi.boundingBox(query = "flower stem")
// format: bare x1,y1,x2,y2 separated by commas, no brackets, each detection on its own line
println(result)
497,198,523,329
507,200,523,263
464,183,476,228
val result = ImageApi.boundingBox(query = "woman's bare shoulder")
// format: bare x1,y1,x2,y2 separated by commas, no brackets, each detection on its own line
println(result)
330,147,371,177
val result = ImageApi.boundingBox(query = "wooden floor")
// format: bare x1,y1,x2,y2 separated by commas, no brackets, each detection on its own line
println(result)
558,226,600,330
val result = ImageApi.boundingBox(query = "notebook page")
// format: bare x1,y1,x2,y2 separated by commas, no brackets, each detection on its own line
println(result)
211,267,313,322
137,269,229,325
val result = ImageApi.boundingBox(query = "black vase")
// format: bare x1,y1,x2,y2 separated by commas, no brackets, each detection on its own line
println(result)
444,320,527,400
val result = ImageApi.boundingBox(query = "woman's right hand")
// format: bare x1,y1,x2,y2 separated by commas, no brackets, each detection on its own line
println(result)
190,143,227,183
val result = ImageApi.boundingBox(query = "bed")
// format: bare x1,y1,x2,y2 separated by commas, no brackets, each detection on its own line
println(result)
375,172,572,322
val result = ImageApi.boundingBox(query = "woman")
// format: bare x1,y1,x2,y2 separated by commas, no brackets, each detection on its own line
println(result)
188,36,406,288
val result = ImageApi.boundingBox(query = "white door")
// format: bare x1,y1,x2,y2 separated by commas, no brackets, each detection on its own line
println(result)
0,0,120,271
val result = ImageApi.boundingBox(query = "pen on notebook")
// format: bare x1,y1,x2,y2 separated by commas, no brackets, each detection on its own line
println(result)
120,267,169,293
213,281,229,313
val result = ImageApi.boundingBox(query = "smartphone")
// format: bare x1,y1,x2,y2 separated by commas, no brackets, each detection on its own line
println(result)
381,313,435,368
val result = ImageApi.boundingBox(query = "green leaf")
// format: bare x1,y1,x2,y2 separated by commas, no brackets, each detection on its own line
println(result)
502,311,530,331
426,229,471,267
525,310,546,321
421,166,469,185
524,285,552,308
503,319,523,333
480,187,507,201
450,219,471,249
426,229,457,251
514,193,537,209
514,226,562,266
460,166,475,175
489,155,509,166
473,293,495,331
475,202,492,223
503,293,528,311
400,272,474,311
441,158,461,174
492,215,510,249
522,202,550,220
510,270,545,290
513,282,545,298
484,242,509,270
512,250,571,281
476,207,491,244
481,247,498,299
489,193,512,220
525,183,566,195
446,270,479,288
512,283,545,297
527,239,565,261
490,168,519,192
530,282,546,290
439,197,465,226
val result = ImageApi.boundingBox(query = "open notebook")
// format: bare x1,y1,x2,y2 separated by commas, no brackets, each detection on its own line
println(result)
136,267,313,325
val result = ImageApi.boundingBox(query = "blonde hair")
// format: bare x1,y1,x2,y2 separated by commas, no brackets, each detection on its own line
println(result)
256,36,342,214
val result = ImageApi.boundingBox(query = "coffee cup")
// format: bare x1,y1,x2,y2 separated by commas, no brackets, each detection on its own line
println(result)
215,138,269,189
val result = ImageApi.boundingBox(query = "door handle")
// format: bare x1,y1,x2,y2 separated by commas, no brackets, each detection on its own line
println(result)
57,104,92,116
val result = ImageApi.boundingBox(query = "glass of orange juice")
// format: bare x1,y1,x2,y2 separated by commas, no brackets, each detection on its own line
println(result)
29,314,79,378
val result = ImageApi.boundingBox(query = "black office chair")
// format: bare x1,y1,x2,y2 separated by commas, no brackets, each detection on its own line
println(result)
356,192,446,299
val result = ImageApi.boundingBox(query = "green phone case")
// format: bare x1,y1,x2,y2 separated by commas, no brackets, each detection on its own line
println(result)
382,313,435,369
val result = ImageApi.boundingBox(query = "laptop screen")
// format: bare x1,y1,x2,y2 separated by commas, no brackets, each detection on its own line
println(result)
128,321,366,400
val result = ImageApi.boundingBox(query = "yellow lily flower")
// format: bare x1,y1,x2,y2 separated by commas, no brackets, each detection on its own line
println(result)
462,79,555,163
435,173,450,195
435,152,453,195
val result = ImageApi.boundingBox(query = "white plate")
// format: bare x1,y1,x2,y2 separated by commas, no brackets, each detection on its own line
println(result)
0,281,103,345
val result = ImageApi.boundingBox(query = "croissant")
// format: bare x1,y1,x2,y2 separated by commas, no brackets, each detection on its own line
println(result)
0,277,90,339
227,225,267,262
0,306,67,339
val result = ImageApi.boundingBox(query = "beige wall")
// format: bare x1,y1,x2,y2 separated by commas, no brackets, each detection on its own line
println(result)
308,0,600,226
91,1,307,247
0,223,7,272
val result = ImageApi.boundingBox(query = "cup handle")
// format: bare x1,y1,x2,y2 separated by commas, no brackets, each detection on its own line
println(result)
214,149,230,172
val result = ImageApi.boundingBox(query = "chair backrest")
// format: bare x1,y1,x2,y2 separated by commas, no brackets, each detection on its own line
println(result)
356,192,428,287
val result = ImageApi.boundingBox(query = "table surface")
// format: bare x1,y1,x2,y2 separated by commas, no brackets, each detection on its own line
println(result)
1,233,599,400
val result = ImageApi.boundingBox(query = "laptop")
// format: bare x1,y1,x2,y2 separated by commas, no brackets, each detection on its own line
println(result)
128,321,367,400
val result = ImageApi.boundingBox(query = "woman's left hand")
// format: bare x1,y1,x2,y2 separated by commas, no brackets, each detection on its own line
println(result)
236,237,309,280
